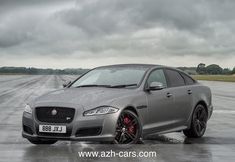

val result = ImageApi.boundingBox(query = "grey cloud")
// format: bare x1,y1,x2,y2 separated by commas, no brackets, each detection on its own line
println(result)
60,0,208,36
0,0,67,7
0,0,235,68
56,0,235,56
60,0,235,39
0,13,38,48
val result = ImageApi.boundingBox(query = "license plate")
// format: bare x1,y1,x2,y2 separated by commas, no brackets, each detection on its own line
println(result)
39,125,66,133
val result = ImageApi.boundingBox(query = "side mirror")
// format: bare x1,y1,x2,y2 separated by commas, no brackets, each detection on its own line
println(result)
63,81,72,88
147,82,164,91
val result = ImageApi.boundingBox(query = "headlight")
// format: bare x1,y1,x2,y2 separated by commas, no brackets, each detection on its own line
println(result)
83,106,119,116
24,104,32,114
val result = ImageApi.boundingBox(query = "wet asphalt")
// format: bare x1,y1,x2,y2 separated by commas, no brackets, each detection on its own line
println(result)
0,75,234,162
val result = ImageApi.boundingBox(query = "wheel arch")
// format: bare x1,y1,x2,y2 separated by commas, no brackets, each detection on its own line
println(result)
114,106,143,143
184,100,209,138
195,100,209,116
123,106,139,117
186,100,209,128
123,106,144,136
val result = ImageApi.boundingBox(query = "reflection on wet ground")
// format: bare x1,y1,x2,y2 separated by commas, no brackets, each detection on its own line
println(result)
9,141,235,162
0,76,234,162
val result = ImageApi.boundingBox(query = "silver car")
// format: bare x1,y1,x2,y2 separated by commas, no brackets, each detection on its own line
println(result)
22,64,213,144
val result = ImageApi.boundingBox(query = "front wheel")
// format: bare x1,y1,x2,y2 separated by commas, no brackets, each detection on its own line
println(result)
183,104,208,138
27,138,57,145
114,110,142,144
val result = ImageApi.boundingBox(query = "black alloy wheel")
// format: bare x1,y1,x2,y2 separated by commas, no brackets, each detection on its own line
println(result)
114,110,142,144
183,104,208,138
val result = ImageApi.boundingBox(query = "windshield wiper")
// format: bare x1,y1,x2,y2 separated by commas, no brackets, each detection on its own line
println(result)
76,84,112,88
76,84,138,88
109,84,138,88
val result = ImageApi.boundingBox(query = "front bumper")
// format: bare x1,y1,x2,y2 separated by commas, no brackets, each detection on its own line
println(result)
22,110,119,142
22,132,115,141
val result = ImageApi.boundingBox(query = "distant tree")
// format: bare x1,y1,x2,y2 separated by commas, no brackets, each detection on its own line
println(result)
222,68,231,75
232,67,235,74
196,63,206,74
206,64,223,74
0,67,89,75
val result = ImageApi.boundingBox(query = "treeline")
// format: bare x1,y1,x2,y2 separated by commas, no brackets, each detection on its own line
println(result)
196,63,235,75
0,64,234,75
0,67,89,75
174,63,235,75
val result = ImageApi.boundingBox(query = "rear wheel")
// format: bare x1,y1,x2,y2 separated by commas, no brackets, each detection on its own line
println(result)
28,139,57,145
114,110,142,144
183,104,208,138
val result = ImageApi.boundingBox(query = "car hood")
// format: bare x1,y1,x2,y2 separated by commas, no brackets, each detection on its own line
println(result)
34,87,134,110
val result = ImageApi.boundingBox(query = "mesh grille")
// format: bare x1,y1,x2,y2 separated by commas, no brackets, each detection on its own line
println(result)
35,107,75,123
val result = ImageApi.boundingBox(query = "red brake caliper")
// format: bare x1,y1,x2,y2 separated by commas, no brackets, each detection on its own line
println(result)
124,117,135,134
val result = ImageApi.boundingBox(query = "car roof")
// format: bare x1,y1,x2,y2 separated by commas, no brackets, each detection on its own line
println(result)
95,64,195,80
96,64,163,69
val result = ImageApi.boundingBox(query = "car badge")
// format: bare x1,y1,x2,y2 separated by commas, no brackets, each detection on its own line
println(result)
51,109,57,116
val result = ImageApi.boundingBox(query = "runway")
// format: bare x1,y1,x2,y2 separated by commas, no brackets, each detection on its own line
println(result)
0,75,234,162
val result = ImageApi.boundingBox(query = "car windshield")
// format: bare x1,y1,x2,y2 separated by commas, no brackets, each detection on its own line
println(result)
70,67,148,88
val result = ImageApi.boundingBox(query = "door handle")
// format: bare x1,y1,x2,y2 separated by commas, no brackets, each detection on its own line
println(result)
188,90,192,95
166,93,172,98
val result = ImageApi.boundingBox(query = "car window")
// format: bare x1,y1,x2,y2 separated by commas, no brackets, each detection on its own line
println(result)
71,67,148,88
165,69,185,87
181,73,195,85
147,69,167,88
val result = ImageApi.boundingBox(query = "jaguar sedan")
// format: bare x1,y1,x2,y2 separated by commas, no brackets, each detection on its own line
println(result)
22,64,213,144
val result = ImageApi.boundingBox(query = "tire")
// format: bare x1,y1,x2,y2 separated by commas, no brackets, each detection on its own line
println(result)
114,110,142,144
27,138,57,145
183,104,208,138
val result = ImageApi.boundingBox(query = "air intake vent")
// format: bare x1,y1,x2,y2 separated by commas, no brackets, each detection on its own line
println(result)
75,127,102,137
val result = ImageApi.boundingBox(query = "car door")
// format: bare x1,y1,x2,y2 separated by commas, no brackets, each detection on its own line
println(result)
144,68,176,134
164,69,192,126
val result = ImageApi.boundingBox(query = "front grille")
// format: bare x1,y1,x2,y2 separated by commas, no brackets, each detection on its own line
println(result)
35,107,75,123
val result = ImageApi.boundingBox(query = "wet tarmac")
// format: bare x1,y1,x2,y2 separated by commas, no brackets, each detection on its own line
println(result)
0,75,234,162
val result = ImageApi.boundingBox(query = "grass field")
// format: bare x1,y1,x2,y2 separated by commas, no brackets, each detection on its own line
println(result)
192,75,235,82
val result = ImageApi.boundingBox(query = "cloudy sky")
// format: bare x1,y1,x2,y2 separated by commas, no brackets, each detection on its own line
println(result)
0,0,235,69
